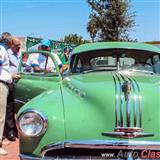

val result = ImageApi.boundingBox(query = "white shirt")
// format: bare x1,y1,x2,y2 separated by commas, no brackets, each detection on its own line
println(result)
52,52,62,67
27,52,62,72
8,49,20,74
0,45,12,83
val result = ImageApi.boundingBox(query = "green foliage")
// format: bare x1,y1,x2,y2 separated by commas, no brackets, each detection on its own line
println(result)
87,0,136,41
63,34,90,45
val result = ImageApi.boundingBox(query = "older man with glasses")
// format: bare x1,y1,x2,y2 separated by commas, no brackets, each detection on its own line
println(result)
5,37,21,142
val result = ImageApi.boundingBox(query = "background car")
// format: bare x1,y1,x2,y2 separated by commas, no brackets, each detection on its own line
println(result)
16,42,160,159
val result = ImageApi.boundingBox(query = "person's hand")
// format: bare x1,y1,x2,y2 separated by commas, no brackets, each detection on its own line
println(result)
12,73,21,80
44,68,52,73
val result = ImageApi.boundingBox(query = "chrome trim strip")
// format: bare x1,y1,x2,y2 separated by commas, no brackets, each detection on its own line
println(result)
115,73,124,127
125,75,137,127
114,127,143,132
130,77,139,127
126,99,130,127
19,154,42,160
15,99,26,104
113,74,119,127
119,73,132,128
120,73,137,128
132,77,142,128
102,131,154,138
124,73,142,128
41,140,160,156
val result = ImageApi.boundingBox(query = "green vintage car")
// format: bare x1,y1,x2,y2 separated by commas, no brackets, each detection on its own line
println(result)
16,42,160,159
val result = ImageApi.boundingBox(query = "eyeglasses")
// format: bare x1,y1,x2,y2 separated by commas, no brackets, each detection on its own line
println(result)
3,38,9,43
3,38,12,44
13,43,21,47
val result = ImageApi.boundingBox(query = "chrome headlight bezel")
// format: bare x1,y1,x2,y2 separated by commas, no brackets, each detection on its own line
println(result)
17,109,48,137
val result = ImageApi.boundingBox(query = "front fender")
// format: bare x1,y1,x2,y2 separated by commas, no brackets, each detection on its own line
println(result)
17,88,65,156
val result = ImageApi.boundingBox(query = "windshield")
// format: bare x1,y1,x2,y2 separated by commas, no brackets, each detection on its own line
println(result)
70,49,160,74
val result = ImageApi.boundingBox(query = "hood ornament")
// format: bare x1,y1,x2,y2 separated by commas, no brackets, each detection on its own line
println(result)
122,81,131,101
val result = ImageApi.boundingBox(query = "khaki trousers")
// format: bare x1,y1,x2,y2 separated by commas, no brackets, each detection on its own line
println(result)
0,82,8,143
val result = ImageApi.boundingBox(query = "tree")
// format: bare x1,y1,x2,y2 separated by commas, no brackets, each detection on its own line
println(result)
87,0,136,41
63,34,90,45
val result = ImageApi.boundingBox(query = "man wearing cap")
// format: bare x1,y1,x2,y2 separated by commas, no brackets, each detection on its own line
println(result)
29,39,63,73
0,32,12,155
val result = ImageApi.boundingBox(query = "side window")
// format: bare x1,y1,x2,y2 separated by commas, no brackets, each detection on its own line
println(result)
20,52,58,75
152,55,160,73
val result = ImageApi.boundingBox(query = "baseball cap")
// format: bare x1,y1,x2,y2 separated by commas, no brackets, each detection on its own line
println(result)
41,39,51,47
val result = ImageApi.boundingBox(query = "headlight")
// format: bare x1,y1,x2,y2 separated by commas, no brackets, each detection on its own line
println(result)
17,109,48,137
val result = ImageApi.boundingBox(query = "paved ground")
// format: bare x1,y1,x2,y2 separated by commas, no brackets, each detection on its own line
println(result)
0,139,19,160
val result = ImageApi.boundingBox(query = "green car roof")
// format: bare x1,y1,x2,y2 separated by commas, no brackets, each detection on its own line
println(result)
73,42,160,54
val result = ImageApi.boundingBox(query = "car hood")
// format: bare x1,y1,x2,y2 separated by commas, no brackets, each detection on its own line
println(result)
62,71,160,140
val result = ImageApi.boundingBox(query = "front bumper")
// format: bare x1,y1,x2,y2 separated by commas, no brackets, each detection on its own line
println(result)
20,140,160,160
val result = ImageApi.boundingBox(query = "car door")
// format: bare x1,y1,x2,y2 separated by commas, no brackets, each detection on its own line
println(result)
14,51,62,112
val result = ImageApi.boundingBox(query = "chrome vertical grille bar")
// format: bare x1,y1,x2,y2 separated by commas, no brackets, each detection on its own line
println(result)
113,74,119,127
132,78,142,128
121,73,137,127
126,98,130,127
115,73,124,127
119,73,131,127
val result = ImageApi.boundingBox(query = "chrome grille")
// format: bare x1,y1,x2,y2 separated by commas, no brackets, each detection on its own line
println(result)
102,72,153,138
115,72,142,129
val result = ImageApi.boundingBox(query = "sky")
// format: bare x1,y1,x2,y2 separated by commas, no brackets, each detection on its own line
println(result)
0,0,160,42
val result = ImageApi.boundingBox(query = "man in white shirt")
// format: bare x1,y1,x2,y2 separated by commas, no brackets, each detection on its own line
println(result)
0,33,12,156
28,39,63,74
